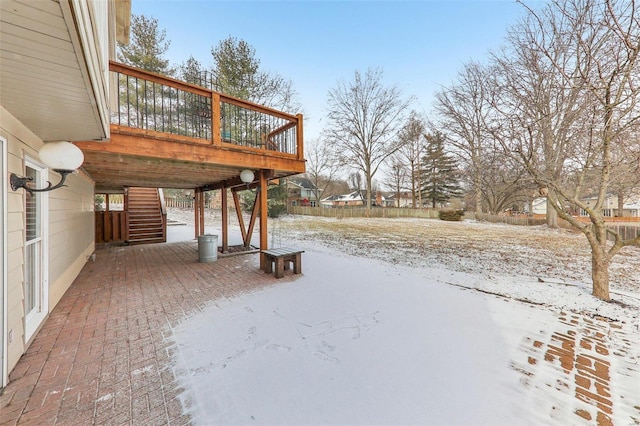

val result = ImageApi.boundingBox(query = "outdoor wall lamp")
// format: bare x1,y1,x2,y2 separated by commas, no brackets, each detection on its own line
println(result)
240,169,254,185
10,141,84,194
240,169,258,193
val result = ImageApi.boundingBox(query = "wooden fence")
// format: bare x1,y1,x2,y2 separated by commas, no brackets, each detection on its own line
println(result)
289,206,441,219
288,207,640,241
607,223,640,241
467,212,638,240
95,211,127,243
164,197,216,209
471,212,547,226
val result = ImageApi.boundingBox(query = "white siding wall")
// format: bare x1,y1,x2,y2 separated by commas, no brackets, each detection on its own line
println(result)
48,173,94,307
1,106,94,374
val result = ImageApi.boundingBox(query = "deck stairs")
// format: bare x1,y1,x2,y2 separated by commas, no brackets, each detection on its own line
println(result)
126,187,166,245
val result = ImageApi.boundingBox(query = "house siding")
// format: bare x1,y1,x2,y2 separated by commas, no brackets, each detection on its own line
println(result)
48,173,94,307
1,106,94,375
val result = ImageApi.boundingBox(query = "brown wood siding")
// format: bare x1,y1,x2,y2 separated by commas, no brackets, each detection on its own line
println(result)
95,211,127,243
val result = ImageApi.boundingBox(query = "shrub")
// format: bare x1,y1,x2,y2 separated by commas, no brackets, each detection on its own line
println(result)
439,209,465,221
268,203,287,218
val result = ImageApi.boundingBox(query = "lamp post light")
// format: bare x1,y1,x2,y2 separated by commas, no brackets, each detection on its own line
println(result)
240,169,259,193
240,169,254,185
10,141,84,194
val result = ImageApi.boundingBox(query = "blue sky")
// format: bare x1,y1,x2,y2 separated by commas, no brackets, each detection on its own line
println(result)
131,0,529,142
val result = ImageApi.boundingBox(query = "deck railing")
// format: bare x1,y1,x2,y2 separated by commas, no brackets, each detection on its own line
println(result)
109,61,303,158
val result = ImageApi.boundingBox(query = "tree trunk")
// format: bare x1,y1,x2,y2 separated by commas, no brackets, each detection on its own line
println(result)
617,192,624,217
591,250,611,301
411,164,417,209
474,172,483,214
546,196,558,228
365,173,372,216
416,167,422,208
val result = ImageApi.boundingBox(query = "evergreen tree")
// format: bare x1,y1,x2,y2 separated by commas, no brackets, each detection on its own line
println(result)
180,56,204,84
211,37,259,99
117,14,173,75
420,133,462,208
210,36,299,112
179,56,210,138
115,14,174,132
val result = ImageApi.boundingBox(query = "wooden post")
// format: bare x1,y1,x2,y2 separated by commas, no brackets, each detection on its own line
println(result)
245,191,260,249
212,93,221,146
123,188,130,242
296,113,304,161
259,169,268,270
233,189,247,243
194,189,200,239
199,189,205,236
104,194,112,242
221,186,228,253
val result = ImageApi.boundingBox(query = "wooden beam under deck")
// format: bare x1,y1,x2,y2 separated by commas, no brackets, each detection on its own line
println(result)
76,129,305,192
76,130,305,172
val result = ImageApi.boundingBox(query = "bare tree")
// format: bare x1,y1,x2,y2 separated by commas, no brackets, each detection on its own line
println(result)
325,67,411,213
608,127,640,215
490,0,640,301
349,172,364,193
396,111,426,208
433,62,495,214
477,146,536,214
304,138,343,203
384,155,409,207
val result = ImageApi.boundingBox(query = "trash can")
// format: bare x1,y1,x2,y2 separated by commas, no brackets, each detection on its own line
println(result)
198,234,218,263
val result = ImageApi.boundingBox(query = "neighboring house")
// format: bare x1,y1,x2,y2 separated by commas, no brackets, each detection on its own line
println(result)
321,191,364,207
382,191,412,208
1,0,305,388
581,192,640,217
320,190,391,207
531,197,548,217
622,197,640,217
319,194,341,208
529,193,640,218
287,177,319,207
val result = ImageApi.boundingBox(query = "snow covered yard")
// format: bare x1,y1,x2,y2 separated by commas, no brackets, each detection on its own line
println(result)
167,211,640,425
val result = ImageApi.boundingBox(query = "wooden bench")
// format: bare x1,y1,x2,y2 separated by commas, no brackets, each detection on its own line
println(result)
262,248,304,278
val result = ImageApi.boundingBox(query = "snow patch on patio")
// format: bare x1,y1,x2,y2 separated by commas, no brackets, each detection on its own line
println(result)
166,213,640,425
171,249,530,425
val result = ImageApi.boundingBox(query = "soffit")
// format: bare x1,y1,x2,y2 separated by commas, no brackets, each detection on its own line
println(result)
0,0,105,141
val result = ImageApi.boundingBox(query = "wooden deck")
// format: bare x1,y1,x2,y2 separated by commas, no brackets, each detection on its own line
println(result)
75,61,305,193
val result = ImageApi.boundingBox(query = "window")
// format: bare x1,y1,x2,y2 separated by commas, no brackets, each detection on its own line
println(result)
23,159,48,341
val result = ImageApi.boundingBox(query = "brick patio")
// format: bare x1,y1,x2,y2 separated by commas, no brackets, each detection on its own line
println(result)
0,241,286,425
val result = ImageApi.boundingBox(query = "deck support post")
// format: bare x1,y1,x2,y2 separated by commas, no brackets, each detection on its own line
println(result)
233,190,248,243
259,169,268,271
245,190,259,249
194,189,200,239
221,186,228,253
194,188,205,238
199,189,205,236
